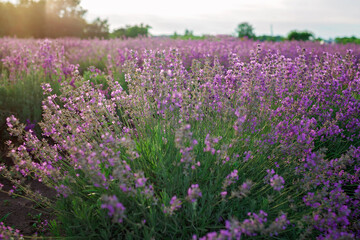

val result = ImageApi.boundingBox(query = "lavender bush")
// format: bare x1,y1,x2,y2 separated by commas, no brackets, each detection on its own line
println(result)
0,38,359,239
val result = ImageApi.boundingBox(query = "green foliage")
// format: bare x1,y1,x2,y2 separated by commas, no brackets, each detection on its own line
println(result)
236,22,256,39
287,30,314,41
256,35,285,42
110,24,151,39
50,116,303,239
83,68,109,92
78,57,108,75
170,30,206,40
335,36,360,44
0,70,62,164
0,71,59,123
0,212,11,222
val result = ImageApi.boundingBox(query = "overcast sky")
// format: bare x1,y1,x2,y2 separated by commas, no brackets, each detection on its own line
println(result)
23,0,352,38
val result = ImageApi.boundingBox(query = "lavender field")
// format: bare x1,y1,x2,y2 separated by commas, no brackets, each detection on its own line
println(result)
1,37,360,239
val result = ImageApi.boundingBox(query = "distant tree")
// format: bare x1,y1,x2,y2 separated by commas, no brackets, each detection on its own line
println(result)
335,36,360,45
111,24,151,38
84,17,109,39
287,30,314,41
44,0,88,38
111,28,126,38
126,24,151,38
171,30,204,40
45,0,87,18
236,22,255,39
0,0,46,38
172,31,178,38
184,29,193,37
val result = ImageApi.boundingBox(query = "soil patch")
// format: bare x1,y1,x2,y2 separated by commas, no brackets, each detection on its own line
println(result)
0,177,56,237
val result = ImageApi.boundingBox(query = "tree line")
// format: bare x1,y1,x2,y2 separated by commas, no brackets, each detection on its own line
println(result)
236,22,316,42
236,22,360,44
0,0,151,39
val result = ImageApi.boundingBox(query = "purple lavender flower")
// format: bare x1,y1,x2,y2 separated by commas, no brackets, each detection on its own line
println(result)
163,196,182,215
223,169,239,189
187,184,202,203
101,195,126,223
134,173,147,188
243,151,253,162
54,184,72,198
265,169,285,191
270,174,285,191
0,222,24,240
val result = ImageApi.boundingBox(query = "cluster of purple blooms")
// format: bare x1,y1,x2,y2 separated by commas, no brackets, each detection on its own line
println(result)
101,195,126,223
0,37,360,239
0,222,23,240
265,169,285,191
187,184,203,203
197,210,290,240
1,39,77,82
163,184,203,215
2,37,360,84
163,196,182,215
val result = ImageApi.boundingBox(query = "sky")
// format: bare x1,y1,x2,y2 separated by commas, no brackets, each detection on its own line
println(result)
3,0,359,38
80,0,360,39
